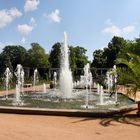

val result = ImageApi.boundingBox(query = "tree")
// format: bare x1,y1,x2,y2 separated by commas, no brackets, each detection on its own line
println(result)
91,36,126,68
69,46,88,69
26,43,49,68
69,46,88,80
49,42,61,68
104,36,126,68
118,37,140,59
0,45,27,69
49,43,88,80
91,49,106,68
116,53,140,98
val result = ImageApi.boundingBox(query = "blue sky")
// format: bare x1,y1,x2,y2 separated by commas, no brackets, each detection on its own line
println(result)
0,0,140,61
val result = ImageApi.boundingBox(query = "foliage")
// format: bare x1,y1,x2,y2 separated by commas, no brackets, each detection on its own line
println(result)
0,45,27,70
104,36,126,68
91,36,126,68
69,46,88,80
116,53,140,97
49,43,88,70
49,42,61,68
91,49,106,68
69,46,88,70
26,43,49,68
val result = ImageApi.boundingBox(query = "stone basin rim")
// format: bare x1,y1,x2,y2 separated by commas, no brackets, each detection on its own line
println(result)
0,105,137,117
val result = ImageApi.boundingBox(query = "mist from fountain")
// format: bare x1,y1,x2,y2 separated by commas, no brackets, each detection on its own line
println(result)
4,67,12,99
59,32,73,98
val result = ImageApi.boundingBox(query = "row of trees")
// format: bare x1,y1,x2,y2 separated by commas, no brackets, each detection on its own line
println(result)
0,42,88,79
0,43,49,70
92,36,140,68
0,35,140,80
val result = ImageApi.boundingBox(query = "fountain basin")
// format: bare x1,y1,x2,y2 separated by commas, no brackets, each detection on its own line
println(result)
0,89,137,117
0,105,136,117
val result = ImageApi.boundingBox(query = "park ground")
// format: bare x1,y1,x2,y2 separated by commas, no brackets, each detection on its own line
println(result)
0,110,139,140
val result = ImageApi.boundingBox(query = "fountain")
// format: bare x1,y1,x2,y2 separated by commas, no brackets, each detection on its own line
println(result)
59,32,73,98
53,72,57,88
21,68,25,94
43,83,47,93
106,65,118,103
33,68,38,91
113,65,118,103
0,32,136,117
14,64,24,105
81,63,94,109
96,83,105,105
3,67,12,99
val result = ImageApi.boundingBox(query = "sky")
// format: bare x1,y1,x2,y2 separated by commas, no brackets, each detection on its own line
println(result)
0,0,140,61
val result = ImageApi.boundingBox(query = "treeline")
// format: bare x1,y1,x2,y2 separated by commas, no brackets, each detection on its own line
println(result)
91,36,140,68
0,42,88,80
0,35,140,80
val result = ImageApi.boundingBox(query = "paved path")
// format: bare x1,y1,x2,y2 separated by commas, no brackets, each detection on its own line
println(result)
0,110,139,140
0,84,48,96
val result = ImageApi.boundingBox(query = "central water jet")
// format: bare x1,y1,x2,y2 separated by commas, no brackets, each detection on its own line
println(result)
60,32,73,98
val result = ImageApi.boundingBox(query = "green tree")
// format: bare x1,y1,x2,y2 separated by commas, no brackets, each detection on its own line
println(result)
104,36,126,68
0,45,27,69
116,53,140,97
118,37,140,59
91,36,126,68
26,43,49,68
49,42,61,68
69,46,88,69
91,49,106,68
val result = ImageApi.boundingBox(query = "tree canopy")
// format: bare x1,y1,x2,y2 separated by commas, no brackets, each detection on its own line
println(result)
91,36,127,68
49,42,61,68
26,43,49,68
0,45,27,69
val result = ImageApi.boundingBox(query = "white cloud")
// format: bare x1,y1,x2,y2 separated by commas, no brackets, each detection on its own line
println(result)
46,9,61,23
17,24,33,35
103,25,121,36
122,25,135,33
9,7,22,17
24,0,40,12
17,18,36,36
103,19,136,36
0,7,22,28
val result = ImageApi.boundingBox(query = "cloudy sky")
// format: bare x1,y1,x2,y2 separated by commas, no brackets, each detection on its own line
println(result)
0,0,140,60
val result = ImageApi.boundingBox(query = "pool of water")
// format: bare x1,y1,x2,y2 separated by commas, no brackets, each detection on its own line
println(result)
0,89,135,111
